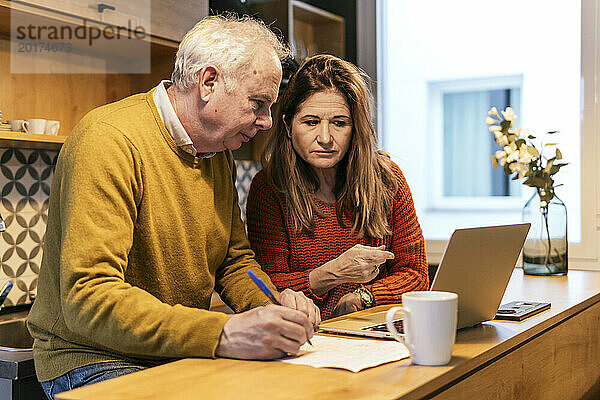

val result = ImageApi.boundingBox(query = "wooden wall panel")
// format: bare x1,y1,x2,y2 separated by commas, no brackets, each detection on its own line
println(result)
432,301,600,400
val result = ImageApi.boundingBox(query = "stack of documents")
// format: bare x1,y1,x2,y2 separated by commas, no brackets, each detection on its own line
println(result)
281,335,410,372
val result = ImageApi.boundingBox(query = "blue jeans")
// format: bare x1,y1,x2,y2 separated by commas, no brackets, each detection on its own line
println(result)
40,361,148,400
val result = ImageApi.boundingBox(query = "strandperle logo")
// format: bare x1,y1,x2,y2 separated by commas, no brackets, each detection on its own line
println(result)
14,19,147,46
11,9,151,74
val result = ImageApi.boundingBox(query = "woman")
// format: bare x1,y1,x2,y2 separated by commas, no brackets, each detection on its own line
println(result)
246,55,428,319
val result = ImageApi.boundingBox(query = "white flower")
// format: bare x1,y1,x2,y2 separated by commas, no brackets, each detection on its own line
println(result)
518,165,528,179
494,131,508,146
540,200,547,208
505,142,517,153
515,127,528,138
508,162,529,179
504,142,518,162
495,150,508,166
489,125,501,133
519,144,534,164
509,163,522,173
486,116,498,125
501,107,518,122
507,151,519,163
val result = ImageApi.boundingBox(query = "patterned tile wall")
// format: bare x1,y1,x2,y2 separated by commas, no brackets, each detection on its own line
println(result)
0,148,57,308
235,160,262,223
0,153,261,309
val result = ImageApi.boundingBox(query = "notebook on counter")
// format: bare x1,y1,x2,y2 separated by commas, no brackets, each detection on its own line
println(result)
318,223,531,339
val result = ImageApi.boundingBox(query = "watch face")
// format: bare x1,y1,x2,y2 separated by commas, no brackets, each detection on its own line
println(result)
355,287,373,307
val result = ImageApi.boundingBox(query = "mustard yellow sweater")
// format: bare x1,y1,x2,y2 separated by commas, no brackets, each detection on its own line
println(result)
27,90,276,382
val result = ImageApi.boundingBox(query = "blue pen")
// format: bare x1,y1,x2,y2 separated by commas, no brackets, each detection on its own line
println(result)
247,270,313,346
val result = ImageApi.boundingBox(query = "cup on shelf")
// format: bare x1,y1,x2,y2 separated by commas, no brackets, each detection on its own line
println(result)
24,119,47,135
386,291,458,366
45,120,60,135
8,120,28,132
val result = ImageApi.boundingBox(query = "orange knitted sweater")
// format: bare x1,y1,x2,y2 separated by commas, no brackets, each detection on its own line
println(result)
246,161,429,320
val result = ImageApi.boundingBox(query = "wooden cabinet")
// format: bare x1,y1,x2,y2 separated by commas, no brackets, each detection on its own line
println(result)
0,0,208,149
150,0,208,42
15,0,207,42
290,1,345,62
18,0,149,31
249,0,345,62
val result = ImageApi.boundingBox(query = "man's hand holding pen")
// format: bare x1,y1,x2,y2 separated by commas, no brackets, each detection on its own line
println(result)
215,278,321,360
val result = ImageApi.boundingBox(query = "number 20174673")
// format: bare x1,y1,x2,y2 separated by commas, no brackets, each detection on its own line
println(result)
17,42,72,53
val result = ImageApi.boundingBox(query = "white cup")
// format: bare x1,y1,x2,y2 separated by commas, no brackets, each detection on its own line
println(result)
44,120,60,135
24,119,47,135
8,120,27,132
386,291,458,366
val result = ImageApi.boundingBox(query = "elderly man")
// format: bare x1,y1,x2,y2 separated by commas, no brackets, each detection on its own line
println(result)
27,15,320,399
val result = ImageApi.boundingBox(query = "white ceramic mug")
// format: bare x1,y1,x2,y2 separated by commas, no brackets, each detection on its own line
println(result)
8,120,27,132
44,120,60,135
24,119,47,135
386,291,458,366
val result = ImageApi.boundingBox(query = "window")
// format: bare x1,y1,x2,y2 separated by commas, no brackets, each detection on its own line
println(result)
378,0,598,267
429,77,522,206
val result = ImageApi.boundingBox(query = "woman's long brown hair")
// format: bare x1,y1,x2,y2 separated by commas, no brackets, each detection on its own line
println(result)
262,54,398,238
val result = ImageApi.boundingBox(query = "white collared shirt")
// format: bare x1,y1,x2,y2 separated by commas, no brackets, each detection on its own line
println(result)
152,80,215,158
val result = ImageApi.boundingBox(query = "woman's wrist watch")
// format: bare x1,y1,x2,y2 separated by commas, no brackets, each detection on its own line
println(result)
353,285,374,308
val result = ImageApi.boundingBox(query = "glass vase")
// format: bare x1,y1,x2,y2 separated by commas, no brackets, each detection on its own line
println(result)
521,192,568,276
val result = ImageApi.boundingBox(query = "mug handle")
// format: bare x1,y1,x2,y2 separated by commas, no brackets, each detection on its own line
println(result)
386,306,415,354
22,121,29,133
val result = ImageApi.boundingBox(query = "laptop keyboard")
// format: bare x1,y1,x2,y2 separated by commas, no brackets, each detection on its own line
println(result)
362,319,404,334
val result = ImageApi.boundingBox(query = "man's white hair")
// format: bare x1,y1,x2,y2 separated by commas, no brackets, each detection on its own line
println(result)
171,14,289,93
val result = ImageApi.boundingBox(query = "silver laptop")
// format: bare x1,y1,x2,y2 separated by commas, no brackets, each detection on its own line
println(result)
318,223,531,339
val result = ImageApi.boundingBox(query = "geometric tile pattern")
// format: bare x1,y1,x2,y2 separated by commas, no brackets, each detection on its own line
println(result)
0,150,260,309
235,160,262,224
0,148,57,308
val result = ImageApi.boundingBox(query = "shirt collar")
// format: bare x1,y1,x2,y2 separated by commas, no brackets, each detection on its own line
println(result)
152,80,215,159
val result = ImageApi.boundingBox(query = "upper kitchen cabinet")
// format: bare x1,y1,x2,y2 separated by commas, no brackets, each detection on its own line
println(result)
11,0,208,43
291,1,344,61
0,0,208,149
248,0,345,63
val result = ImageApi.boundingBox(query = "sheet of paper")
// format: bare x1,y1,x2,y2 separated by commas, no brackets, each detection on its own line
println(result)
280,335,410,372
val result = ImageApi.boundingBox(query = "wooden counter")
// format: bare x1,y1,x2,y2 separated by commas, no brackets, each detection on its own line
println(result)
56,269,600,400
